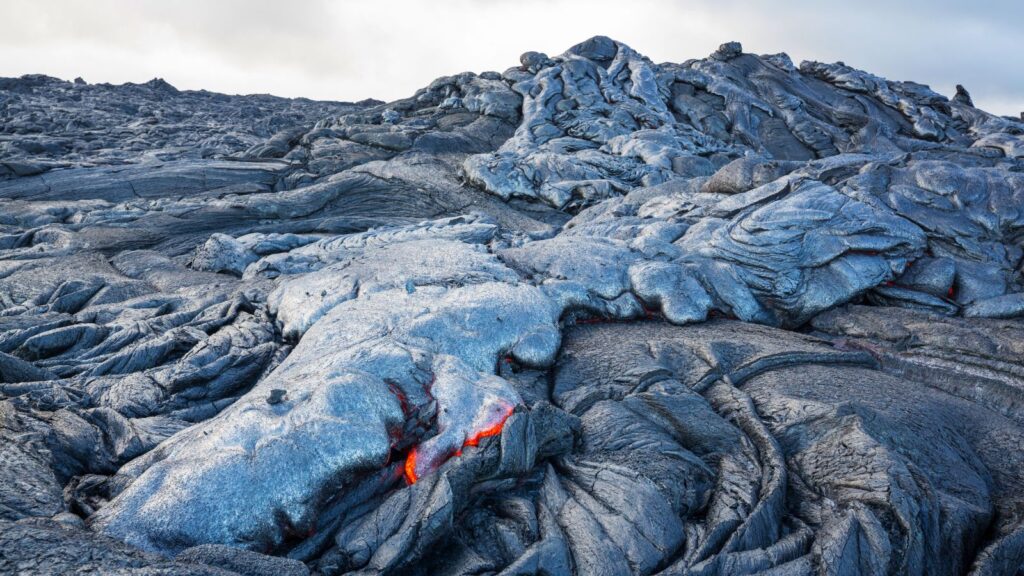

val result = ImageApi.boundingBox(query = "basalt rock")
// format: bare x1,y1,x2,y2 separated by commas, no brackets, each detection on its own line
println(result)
2,37,1024,575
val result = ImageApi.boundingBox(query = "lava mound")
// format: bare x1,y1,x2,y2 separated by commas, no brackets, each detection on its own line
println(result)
2,37,1024,575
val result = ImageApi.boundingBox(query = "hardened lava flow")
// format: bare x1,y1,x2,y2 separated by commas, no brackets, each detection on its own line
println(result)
3,36,1024,575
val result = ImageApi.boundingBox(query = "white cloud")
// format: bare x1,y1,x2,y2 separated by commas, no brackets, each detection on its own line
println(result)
1,0,1021,116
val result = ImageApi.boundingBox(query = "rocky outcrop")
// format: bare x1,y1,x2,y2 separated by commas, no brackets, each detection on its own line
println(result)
0,74,364,175
2,37,1024,575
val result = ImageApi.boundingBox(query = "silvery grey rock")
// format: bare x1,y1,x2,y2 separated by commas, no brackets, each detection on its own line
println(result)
0,74,365,175
2,36,1024,575
0,516,296,574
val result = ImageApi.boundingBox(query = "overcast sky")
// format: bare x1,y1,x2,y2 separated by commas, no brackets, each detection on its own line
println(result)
2,0,1022,116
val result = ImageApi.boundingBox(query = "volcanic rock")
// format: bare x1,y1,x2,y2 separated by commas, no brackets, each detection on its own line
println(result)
2,36,1024,575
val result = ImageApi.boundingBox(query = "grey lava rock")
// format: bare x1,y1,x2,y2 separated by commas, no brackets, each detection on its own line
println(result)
177,544,310,576
2,36,1024,576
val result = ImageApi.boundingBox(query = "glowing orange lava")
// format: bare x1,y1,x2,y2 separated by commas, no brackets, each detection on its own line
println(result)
403,406,515,485
463,408,513,448
404,447,418,485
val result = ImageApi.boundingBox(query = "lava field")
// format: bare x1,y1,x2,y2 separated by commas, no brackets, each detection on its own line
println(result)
2,36,1024,575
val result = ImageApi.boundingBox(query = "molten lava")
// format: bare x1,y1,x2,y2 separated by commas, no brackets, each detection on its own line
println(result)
464,406,513,448
403,405,515,485
404,447,418,485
